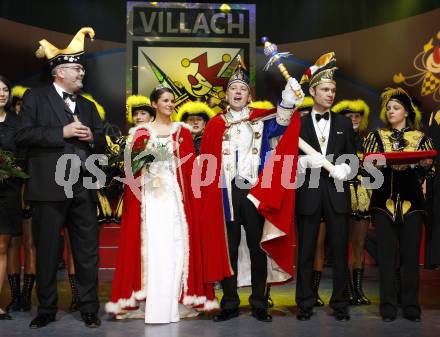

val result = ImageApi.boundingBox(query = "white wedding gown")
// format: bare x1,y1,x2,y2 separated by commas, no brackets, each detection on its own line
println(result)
140,133,190,323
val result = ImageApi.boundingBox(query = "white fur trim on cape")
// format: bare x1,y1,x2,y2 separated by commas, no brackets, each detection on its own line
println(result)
105,289,146,314
134,121,191,135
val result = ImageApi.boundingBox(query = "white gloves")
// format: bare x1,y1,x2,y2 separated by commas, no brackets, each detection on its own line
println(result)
298,154,325,173
330,163,351,181
281,77,305,108
297,155,352,181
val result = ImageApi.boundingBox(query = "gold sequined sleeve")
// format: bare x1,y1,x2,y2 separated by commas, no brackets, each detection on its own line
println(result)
418,135,436,175
418,135,434,151
363,131,380,153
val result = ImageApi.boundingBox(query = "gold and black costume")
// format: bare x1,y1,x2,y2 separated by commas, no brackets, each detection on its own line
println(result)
349,132,372,220
364,128,434,219
364,126,434,319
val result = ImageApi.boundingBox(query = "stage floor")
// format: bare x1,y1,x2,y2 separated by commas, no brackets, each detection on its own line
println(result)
1,267,439,337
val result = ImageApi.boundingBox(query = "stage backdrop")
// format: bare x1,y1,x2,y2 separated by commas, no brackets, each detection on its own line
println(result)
1,3,439,132
126,2,255,117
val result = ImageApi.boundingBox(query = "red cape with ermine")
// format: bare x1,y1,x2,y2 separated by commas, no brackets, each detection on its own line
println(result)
106,124,216,314
199,108,301,283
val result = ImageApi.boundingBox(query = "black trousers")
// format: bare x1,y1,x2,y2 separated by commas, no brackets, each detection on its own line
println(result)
372,210,423,313
220,179,268,310
32,188,99,315
296,188,350,311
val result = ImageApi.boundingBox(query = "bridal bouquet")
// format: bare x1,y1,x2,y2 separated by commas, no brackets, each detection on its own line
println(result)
131,141,174,175
0,150,29,181
106,137,173,176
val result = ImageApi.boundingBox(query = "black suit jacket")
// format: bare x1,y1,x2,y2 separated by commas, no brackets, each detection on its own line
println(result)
15,85,106,201
295,112,356,215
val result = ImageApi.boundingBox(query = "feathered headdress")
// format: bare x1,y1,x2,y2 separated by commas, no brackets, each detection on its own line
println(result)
295,96,314,111
333,99,370,131
300,52,337,89
126,95,152,124
248,100,275,110
175,101,216,122
81,93,105,121
11,85,29,99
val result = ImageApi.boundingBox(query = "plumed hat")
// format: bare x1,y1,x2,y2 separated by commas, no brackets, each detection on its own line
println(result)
300,52,337,89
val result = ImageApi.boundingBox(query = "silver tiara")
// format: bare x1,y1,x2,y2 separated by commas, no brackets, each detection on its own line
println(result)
154,83,171,91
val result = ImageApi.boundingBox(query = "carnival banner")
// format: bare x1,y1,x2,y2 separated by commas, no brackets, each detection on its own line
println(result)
127,2,256,117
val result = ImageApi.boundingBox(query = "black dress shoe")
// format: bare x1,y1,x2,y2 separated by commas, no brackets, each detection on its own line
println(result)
381,314,396,322
333,309,350,321
81,312,101,328
213,309,239,322
0,312,13,320
29,314,56,328
296,309,312,321
251,308,272,322
380,304,397,322
403,306,421,322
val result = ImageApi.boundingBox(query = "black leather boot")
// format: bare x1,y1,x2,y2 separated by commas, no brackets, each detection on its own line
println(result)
6,274,21,312
312,270,324,307
20,274,35,311
68,274,80,312
352,268,371,305
348,269,361,305
266,286,274,308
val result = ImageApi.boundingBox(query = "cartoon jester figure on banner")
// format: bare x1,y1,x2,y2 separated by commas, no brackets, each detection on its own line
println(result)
394,31,440,102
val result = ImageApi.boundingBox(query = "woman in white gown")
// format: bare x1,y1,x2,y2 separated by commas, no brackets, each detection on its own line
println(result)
106,86,217,323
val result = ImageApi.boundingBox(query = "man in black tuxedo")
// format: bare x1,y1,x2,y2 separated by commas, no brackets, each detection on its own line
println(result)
294,53,356,321
15,28,105,328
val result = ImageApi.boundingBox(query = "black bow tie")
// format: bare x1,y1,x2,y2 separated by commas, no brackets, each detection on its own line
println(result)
63,91,77,102
315,112,329,122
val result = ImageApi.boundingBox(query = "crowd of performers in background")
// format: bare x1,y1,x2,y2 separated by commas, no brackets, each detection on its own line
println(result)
1,28,440,328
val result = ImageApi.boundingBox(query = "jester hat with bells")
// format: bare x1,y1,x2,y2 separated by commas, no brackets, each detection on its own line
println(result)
333,99,370,132
379,87,422,129
35,27,95,69
300,52,338,90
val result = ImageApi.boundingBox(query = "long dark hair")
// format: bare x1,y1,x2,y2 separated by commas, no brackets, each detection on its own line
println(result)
0,75,13,112
150,86,174,104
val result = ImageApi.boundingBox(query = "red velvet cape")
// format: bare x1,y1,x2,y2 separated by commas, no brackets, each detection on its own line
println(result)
107,124,215,313
199,109,301,282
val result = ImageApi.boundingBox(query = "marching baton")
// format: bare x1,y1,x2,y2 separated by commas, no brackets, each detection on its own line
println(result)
261,36,335,173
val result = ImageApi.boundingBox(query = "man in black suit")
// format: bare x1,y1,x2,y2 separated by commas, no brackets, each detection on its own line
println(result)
15,27,105,328
294,53,356,321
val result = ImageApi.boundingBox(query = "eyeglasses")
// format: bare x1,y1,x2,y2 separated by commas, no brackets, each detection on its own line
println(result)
59,65,85,73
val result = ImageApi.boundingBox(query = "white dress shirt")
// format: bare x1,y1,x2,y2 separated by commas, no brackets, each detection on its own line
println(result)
311,109,331,154
53,82,76,113
228,107,254,182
